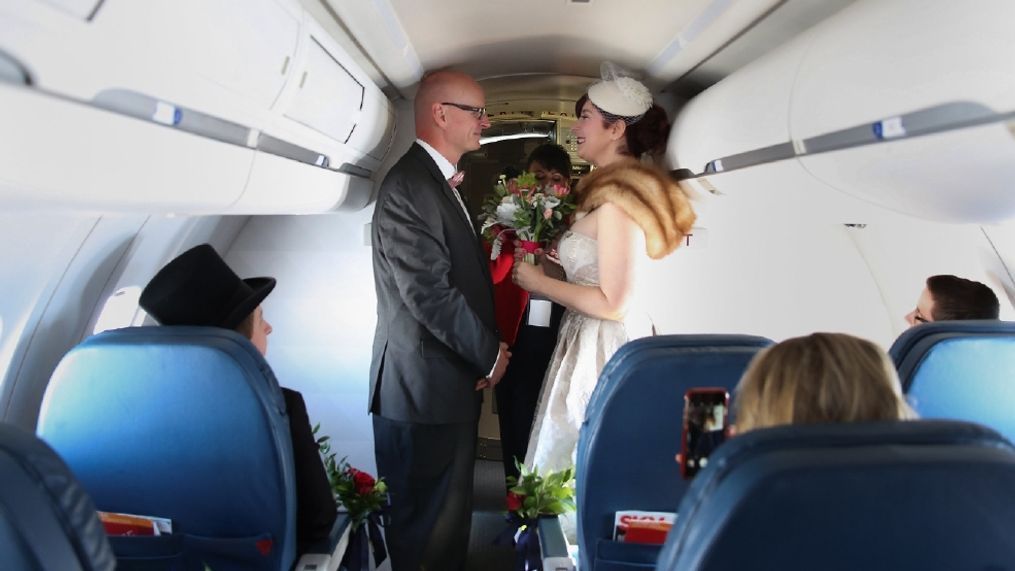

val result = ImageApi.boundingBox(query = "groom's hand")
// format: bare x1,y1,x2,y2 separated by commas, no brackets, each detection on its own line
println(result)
488,342,511,387
475,343,511,391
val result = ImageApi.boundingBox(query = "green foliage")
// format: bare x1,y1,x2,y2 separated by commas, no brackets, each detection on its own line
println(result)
505,459,576,521
479,172,577,245
315,424,388,529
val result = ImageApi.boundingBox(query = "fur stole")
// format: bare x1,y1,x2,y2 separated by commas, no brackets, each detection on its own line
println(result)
576,160,696,259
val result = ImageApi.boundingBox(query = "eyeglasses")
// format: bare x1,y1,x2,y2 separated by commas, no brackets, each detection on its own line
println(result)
441,102,487,119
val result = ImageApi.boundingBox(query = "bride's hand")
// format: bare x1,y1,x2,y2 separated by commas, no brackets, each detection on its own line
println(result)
512,257,543,293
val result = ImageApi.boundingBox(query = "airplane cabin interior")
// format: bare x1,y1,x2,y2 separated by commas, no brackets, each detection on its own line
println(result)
1,0,1014,569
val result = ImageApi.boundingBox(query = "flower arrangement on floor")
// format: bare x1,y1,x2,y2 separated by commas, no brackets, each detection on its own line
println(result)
497,461,576,571
316,425,387,571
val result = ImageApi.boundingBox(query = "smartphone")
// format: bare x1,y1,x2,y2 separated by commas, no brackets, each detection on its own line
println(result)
680,388,730,479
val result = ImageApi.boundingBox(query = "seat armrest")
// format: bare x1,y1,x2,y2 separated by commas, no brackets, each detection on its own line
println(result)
293,512,352,571
537,516,576,571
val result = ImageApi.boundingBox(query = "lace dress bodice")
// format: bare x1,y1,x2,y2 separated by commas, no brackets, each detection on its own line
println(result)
558,230,600,286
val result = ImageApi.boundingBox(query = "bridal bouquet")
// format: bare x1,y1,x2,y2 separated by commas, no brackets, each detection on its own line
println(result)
479,171,577,264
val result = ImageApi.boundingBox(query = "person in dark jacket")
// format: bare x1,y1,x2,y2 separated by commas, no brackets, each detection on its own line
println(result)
139,243,337,555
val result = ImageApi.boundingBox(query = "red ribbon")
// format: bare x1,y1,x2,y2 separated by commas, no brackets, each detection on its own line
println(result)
485,241,530,346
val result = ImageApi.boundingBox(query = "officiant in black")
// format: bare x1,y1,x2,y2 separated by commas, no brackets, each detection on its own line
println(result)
496,143,571,484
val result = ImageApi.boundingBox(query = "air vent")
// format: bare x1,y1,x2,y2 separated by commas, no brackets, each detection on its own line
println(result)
570,0,592,4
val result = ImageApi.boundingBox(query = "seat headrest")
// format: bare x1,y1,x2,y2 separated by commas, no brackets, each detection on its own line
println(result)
888,320,1015,442
37,326,296,569
889,320,1015,385
574,334,772,571
0,423,115,571
660,420,1015,571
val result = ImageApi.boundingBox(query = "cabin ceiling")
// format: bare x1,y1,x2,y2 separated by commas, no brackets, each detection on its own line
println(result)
385,0,714,81
320,0,857,106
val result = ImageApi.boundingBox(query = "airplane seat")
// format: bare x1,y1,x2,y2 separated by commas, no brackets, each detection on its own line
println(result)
889,320,1015,441
656,420,1015,571
37,326,298,571
0,422,116,571
574,334,773,571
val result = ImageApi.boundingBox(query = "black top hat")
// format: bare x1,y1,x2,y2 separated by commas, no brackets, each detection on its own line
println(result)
139,244,276,330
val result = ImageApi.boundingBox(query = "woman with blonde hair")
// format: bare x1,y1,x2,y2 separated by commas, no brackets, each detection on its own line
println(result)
735,332,914,434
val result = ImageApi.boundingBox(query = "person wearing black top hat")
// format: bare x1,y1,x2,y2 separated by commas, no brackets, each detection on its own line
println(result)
139,243,337,555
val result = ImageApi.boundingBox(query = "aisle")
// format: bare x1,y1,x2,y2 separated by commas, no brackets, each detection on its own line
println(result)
466,459,515,571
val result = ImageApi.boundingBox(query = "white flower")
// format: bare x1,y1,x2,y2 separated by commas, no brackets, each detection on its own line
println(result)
542,196,560,209
496,202,519,223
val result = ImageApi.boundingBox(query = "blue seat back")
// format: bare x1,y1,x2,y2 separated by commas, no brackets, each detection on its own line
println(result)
575,334,772,571
0,422,115,571
658,420,1015,571
890,320,1015,441
37,326,297,571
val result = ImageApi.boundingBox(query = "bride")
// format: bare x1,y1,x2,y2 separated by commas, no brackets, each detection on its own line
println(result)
512,65,696,478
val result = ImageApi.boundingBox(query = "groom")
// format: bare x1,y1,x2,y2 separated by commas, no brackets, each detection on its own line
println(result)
369,70,511,571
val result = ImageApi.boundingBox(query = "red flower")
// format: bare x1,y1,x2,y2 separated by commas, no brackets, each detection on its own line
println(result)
353,470,376,495
506,492,525,512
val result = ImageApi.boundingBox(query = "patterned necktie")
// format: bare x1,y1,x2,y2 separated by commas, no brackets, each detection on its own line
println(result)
447,171,473,234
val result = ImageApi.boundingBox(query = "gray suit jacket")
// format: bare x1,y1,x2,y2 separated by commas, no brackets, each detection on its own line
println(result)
369,143,499,424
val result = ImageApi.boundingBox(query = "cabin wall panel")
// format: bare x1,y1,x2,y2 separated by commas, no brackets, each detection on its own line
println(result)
0,213,245,428
981,222,1015,310
0,214,147,428
845,220,1014,329
225,211,379,474
0,214,99,425
642,200,894,347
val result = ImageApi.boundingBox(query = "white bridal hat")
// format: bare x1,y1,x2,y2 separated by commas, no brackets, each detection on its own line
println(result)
587,62,652,120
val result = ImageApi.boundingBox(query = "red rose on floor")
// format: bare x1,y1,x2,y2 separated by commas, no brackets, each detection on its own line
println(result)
353,470,376,495
506,492,525,512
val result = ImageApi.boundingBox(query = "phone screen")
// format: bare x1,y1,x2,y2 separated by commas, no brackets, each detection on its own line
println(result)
681,388,729,479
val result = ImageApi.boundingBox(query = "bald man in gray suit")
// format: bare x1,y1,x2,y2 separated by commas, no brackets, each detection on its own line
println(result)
369,70,511,571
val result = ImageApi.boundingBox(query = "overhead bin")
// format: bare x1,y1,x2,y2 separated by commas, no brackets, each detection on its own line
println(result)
668,0,1015,223
0,0,393,214
0,83,253,212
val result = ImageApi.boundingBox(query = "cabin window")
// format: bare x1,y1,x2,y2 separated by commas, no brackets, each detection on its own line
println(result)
93,286,147,334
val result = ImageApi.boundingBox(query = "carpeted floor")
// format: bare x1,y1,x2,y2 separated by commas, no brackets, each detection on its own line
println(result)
372,458,517,571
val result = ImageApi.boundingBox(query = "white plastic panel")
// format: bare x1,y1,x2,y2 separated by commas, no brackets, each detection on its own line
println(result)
667,31,810,172
680,159,911,226
790,0,1015,139
350,89,396,162
799,122,1015,223
641,183,895,347
0,84,253,212
233,152,365,214
97,0,300,111
36,0,100,20
1,0,394,213
284,36,363,142
844,219,1015,338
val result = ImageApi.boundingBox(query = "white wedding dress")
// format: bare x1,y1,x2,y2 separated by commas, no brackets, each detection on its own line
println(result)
524,226,651,467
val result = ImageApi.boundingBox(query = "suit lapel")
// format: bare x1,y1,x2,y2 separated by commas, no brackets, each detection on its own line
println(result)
409,146,491,277
410,144,476,234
